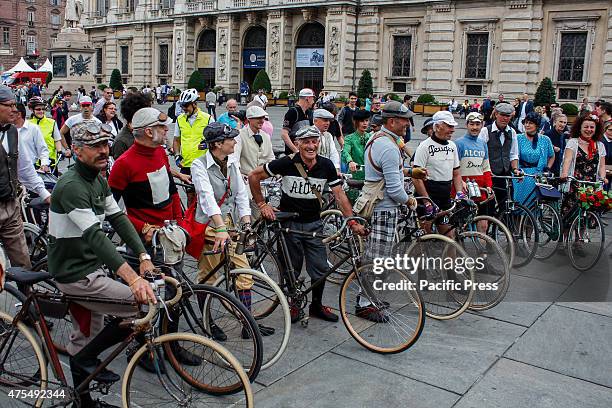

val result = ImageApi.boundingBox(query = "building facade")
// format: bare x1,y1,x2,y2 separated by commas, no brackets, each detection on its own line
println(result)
82,0,612,102
0,0,65,72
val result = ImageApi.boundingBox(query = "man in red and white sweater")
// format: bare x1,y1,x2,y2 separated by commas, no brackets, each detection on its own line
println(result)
109,108,182,241
108,108,201,369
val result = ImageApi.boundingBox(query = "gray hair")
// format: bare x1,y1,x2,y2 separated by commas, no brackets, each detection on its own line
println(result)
72,140,85,148
133,127,147,139
553,113,567,123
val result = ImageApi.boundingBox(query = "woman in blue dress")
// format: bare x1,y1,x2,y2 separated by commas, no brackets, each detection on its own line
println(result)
513,112,555,205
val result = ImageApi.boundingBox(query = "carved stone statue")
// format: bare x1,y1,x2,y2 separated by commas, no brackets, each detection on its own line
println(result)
64,0,84,29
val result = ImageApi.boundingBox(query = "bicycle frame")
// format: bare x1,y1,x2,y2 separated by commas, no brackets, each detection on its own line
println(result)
4,290,142,399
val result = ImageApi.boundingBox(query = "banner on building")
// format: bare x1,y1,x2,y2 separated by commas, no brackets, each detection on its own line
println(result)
295,48,325,68
197,52,216,69
243,49,266,69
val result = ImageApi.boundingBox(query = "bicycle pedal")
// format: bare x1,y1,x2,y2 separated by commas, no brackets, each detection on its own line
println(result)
300,317,309,328
90,381,113,395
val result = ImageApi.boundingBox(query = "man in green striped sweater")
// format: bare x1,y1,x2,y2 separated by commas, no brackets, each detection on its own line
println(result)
48,120,156,408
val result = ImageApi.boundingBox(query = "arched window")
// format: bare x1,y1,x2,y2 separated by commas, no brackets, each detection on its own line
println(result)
197,30,216,52
244,26,266,49
296,22,325,48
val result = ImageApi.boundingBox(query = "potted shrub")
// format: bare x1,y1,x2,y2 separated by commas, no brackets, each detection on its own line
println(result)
274,90,289,107
109,69,124,98
166,87,181,102
187,70,206,99
335,95,348,110
561,103,579,125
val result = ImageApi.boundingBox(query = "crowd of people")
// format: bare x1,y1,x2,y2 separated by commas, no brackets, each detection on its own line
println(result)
1,80,611,407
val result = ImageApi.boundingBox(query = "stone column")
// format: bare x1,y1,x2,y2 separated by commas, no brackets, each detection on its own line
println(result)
266,10,285,92
214,14,234,93
132,23,153,87
324,5,357,93
422,1,455,94
172,17,195,89
355,6,380,91
497,0,543,95
601,8,612,100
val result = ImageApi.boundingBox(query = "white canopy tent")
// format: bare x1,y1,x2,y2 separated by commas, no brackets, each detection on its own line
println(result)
4,58,36,74
37,59,53,72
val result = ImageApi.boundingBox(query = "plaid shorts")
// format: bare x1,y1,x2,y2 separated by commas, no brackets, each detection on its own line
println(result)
364,208,399,262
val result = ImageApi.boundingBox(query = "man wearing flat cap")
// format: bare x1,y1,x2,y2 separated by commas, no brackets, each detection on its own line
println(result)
312,108,341,172
47,119,157,407
249,125,367,324
0,85,51,289
478,102,521,210
234,105,275,177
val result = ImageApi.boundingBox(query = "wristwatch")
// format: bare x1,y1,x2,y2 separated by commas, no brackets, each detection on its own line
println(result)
139,253,152,263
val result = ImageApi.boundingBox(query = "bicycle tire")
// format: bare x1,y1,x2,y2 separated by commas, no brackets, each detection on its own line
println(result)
404,234,475,320
23,222,47,266
471,215,515,268
321,210,364,285
567,210,605,271
159,283,263,382
339,265,425,354
122,333,253,406
246,233,282,319
503,203,539,267
534,202,563,260
459,231,510,311
213,268,291,370
0,311,48,408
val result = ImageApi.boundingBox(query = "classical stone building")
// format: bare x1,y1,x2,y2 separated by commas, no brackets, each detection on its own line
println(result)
81,0,612,102
0,0,66,72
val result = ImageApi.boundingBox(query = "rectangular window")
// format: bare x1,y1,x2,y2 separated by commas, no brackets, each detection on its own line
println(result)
466,84,483,96
50,0,60,5
20,29,25,37
53,55,67,77
557,32,587,82
392,82,407,93
558,88,578,100
2,27,9,46
127,0,138,12
120,45,129,74
392,36,411,77
96,48,103,75
51,14,60,25
26,35,36,55
20,39,25,46
465,33,489,79
27,11,35,25
96,0,109,15
159,44,169,75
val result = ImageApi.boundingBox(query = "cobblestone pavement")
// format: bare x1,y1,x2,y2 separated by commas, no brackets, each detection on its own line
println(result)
1,103,611,407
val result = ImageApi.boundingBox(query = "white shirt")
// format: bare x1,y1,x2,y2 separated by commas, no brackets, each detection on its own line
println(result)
191,152,251,221
255,94,268,107
17,121,50,167
65,113,102,129
232,125,275,176
413,137,460,182
318,130,341,170
478,122,519,162
518,102,528,133
0,126,50,200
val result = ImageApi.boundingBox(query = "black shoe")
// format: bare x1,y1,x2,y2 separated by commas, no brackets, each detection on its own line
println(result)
210,323,227,341
309,304,339,322
70,358,120,384
241,324,275,339
355,305,390,323
126,349,166,374
170,344,202,366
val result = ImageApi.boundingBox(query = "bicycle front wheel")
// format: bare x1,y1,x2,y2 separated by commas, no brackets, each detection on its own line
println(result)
0,311,48,408
471,215,515,268
214,268,291,370
459,231,510,311
504,203,539,267
404,234,475,320
568,210,604,271
534,202,563,260
321,210,364,284
339,265,425,354
122,333,253,407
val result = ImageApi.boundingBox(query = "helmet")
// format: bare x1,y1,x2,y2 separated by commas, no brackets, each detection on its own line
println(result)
523,112,542,127
28,96,46,109
178,88,199,104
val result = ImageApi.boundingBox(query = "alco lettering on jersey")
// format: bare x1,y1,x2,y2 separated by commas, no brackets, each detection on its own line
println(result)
428,144,454,157
282,176,326,199
462,149,485,158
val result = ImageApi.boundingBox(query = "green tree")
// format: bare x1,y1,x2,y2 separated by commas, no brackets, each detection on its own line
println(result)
44,72,53,86
357,69,374,100
534,77,556,107
109,69,123,91
417,94,436,104
252,70,272,93
97,84,108,91
187,70,206,92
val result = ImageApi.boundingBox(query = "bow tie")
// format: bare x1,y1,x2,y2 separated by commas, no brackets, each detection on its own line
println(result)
253,133,263,147
0,123,11,132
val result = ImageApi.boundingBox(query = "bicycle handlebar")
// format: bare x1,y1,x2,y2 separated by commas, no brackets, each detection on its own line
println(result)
132,276,182,328
566,176,604,186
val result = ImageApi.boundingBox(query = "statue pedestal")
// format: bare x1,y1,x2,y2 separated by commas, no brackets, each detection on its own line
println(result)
49,28,96,92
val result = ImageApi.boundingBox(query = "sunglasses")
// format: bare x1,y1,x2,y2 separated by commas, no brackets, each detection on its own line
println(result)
34,107,45,111
180,103,192,108
137,112,169,129
80,103,92,107
0,102,16,108
85,123,113,135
